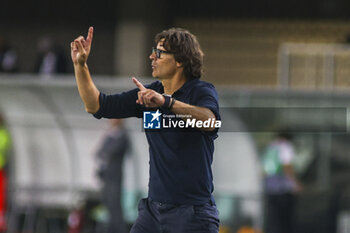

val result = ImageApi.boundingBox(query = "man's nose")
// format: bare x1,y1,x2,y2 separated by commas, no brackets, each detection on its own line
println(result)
149,52,156,60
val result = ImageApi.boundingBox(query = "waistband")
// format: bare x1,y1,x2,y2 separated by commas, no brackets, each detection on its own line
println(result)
148,196,216,206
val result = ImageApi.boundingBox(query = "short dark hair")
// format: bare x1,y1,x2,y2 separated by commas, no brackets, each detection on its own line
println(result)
155,28,204,79
277,128,293,141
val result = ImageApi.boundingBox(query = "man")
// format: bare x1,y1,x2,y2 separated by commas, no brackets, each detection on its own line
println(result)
262,131,302,233
34,36,67,75
0,38,18,73
71,27,221,233
96,119,129,233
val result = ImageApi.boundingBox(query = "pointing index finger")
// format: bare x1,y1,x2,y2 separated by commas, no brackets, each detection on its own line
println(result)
132,77,146,90
86,26,94,44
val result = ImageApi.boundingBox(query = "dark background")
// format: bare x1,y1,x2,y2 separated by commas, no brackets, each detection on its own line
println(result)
2,0,350,74
2,0,350,21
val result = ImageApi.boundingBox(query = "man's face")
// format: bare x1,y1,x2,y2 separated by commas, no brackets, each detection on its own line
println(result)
149,39,179,80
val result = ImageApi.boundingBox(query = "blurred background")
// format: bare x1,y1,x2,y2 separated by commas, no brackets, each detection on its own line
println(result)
1,0,350,232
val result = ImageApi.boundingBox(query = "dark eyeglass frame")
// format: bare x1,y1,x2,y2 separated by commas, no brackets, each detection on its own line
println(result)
152,47,172,59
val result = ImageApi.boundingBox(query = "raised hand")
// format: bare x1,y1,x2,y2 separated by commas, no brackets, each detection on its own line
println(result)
71,27,94,66
132,77,165,108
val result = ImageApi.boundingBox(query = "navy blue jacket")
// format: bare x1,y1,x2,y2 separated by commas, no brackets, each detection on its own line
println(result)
93,78,220,205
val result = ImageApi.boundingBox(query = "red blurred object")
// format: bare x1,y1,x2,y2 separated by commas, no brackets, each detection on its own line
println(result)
67,208,84,233
0,170,7,232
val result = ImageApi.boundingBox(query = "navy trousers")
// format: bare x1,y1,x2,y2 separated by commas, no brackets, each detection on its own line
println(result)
130,198,220,233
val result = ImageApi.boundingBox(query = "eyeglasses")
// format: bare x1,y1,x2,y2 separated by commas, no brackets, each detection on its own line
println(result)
152,47,172,59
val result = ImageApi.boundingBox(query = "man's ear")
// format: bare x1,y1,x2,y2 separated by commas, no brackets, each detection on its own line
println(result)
176,61,183,68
